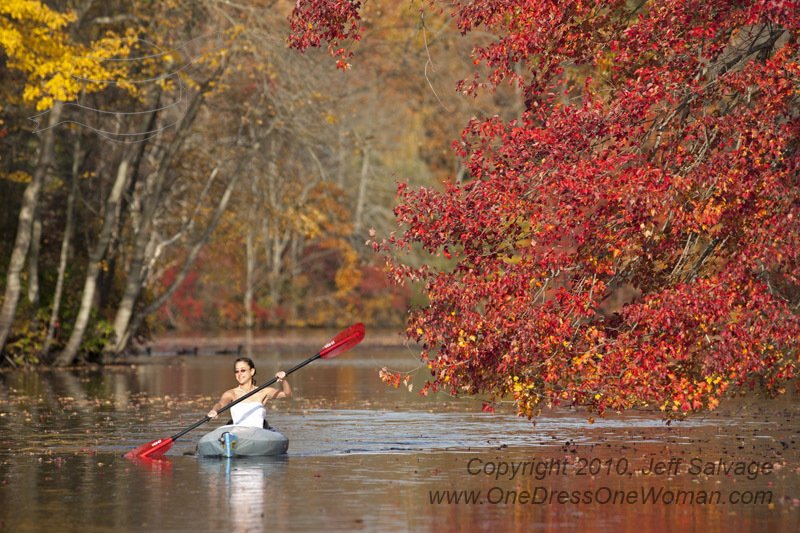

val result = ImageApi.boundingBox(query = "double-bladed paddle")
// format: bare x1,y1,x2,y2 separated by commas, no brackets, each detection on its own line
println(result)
125,322,365,459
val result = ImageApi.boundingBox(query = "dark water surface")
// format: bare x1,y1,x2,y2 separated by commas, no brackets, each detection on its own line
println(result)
0,336,798,531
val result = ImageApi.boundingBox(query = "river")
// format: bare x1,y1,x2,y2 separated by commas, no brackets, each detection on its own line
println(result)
0,331,798,531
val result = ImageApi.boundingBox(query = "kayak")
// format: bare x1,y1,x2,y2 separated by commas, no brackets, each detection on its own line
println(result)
196,425,289,457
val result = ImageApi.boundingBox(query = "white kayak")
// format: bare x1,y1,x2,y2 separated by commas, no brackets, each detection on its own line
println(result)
196,425,289,457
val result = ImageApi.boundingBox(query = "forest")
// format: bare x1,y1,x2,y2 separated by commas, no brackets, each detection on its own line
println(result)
2,0,799,422
0,0,511,366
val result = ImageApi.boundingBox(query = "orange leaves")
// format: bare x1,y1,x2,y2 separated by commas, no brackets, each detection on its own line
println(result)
378,367,414,392
304,0,800,420
378,367,402,388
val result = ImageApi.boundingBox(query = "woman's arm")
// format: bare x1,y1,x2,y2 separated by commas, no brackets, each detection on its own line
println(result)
207,390,235,418
263,371,292,402
273,377,292,399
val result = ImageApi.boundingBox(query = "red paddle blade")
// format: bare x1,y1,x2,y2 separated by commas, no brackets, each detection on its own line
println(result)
319,323,365,359
124,437,174,460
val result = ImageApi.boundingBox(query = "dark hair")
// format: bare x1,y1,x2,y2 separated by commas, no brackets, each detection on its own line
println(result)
234,357,257,385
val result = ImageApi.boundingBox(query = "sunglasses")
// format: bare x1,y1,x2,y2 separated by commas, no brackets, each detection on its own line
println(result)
234,369,251,374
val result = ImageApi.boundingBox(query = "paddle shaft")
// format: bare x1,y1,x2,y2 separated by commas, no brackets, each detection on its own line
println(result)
126,323,364,459
170,352,322,441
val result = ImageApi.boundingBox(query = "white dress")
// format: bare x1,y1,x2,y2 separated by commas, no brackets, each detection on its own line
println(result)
230,402,266,428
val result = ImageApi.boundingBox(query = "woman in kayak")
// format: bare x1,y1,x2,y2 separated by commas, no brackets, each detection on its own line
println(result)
206,357,291,428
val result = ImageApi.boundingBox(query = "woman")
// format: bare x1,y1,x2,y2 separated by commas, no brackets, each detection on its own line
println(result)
207,357,292,428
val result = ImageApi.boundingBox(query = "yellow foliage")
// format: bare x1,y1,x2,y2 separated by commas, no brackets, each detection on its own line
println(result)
334,240,361,295
0,1,135,110
296,209,324,238
1,170,32,184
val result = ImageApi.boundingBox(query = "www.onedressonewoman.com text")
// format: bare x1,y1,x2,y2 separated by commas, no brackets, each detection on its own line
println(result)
427,456,777,506
428,486,773,506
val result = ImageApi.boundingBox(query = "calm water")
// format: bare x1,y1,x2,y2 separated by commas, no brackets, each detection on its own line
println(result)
0,334,798,531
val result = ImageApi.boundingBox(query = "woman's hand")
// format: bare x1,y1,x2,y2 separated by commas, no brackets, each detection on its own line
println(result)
272,370,291,399
207,409,218,418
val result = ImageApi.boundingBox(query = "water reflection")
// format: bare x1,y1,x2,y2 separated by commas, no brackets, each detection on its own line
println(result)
0,343,798,531
198,457,289,531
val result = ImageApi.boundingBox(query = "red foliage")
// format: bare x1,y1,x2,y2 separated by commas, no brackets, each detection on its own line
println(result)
292,1,800,418
158,267,205,327
288,0,363,69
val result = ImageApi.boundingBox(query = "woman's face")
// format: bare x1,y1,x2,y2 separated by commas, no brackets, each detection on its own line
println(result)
234,361,254,385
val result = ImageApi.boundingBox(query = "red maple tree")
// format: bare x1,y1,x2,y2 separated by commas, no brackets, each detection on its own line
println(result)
290,1,800,418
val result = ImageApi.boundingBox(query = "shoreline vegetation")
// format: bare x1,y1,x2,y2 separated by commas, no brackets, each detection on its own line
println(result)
0,327,415,371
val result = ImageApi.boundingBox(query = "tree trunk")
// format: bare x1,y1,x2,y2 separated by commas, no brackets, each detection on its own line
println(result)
27,208,42,310
110,165,242,354
101,97,161,315
242,137,265,335
353,138,370,235
286,232,302,321
337,128,347,188
41,138,82,359
245,228,256,331
0,101,63,357
262,219,290,311
53,158,130,366
102,76,215,355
